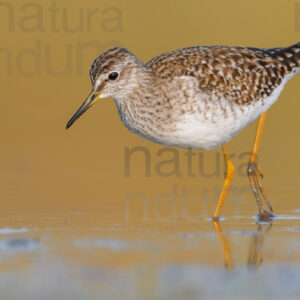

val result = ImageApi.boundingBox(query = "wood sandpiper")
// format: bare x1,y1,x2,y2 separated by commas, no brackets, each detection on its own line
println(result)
66,43,300,221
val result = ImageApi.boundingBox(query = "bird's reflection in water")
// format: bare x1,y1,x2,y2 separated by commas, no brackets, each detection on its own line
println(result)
213,220,273,271
213,221,235,270
247,222,272,269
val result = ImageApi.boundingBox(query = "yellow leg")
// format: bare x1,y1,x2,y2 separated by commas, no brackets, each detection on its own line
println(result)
247,112,274,220
213,221,234,270
213,145,235,220
249,112,267,164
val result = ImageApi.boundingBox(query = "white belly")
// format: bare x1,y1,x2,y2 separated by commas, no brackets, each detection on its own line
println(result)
152,79,289,150
118,70,298,150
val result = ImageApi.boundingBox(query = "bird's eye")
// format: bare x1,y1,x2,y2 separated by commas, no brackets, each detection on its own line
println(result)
108,72,119,81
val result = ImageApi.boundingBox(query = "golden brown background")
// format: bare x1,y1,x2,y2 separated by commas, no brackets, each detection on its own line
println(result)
1,0,299,217
0,0,300,298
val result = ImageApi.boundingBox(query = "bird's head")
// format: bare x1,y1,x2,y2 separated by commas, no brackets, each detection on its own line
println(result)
66,47,146,129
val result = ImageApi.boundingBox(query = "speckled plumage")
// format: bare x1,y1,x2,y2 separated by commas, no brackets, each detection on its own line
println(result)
65,42,300,219
88,43,300,149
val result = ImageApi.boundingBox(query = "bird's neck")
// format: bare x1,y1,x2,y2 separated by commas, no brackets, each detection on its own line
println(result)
113,70,168,138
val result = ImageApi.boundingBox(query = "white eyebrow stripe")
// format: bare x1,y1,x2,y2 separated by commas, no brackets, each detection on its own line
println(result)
95,77,102,90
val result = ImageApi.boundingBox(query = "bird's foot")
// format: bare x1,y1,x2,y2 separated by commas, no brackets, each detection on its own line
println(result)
247,161,273,214
248,161,275,220
257,209,274,222
212,216,221,222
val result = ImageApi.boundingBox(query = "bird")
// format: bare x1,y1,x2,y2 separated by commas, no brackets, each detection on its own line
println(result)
66,42,300,221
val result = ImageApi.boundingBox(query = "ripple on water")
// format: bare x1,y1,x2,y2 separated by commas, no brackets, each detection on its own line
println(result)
0,228,28,234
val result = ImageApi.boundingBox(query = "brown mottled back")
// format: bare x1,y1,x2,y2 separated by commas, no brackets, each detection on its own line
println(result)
147,43,300,105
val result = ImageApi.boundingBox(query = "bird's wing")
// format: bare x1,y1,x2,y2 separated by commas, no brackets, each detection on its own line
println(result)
146,46,288,105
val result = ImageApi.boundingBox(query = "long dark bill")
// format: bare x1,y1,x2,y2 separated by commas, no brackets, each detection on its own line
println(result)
66,91,101,129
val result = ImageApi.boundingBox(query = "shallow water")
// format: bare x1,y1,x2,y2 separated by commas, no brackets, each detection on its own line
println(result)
1,0,300,298
0,211,300,299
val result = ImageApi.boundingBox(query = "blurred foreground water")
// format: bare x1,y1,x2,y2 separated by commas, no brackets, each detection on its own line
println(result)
0,211,300,300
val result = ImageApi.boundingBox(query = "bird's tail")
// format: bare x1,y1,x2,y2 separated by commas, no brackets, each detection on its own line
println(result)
269,42,300,70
